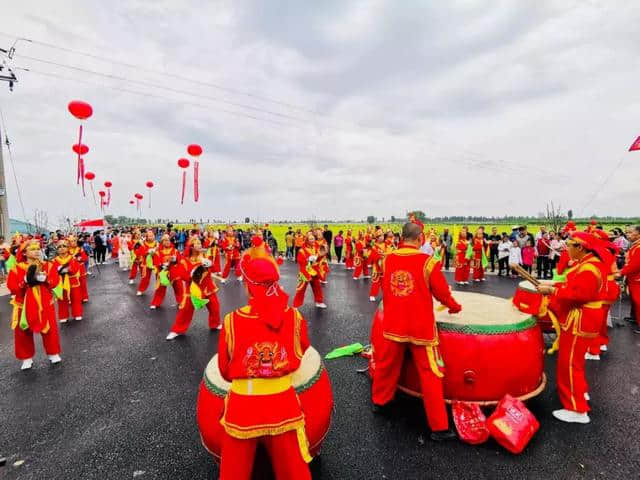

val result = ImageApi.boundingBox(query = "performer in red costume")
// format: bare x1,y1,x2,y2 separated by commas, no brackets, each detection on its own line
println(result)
51,239,83,322
618,225,640,333
409,212,426,246
128,231,143,283
133,229,158,296
537,232,611,423
454,227,470,285
556,221,577,275
471,227,488,282
207,236,222,274
293,232,326,309
352,232,370,280
166,238,221,340
371,223,461,440
314,229,330,284
218,238,313,480
67,235,89,302
586,229,620,358
7,240,62,370
149,234,183,310
344,229,354,270
221,226,241,283
369,230,392,302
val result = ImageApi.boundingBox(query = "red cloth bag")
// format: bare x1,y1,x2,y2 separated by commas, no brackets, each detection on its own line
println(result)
487,394,540,454
452,401,490,445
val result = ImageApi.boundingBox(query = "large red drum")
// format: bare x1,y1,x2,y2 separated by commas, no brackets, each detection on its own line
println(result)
513,280,555,333
196,346,333,464
370,291,546,405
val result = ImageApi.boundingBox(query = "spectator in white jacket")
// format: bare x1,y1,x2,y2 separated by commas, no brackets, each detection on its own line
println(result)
508,240,522,278
497,235,511,276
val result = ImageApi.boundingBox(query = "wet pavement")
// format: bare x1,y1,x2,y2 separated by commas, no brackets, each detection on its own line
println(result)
1,261,639,479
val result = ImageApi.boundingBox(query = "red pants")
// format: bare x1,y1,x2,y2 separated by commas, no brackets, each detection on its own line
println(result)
137,267,153,293
57,287,83,319
345,253,354,269
372,339,448,431
219,430,310,480
293,278,323,307
557,329,592,413
222,256,239,279
150,280,184,308
454,264,469,282
630,282,640,327
14,320,61,360
170,294,220,333
129,262,139,280
369,277,382,298
588,306,610,355
473,265,484,281
80,274,89,301
353,259,369,279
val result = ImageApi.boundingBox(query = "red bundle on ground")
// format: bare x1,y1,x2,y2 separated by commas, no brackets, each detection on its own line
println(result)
452,401,490,445
487,394,539,454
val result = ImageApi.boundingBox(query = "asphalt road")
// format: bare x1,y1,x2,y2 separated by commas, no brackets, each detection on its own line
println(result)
1,261,639,480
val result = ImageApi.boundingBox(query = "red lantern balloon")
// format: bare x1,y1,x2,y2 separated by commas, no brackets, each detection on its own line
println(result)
84,172,95,181
72,144,89,155
177,158,190,169
129,200,135,205
187,144,203,157
146,181,154,188
68,100,93,120
135,193,143,199
104,181,112,188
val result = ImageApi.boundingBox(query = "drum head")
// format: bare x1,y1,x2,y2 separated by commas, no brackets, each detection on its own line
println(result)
436,291,533,332
203,346,322,396
518,280,536,292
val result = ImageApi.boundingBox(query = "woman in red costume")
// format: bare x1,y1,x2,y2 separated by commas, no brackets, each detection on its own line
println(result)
7,240,62,370
218,238,313,480
149,234,183,310
51,239,83,322
454,227,470,285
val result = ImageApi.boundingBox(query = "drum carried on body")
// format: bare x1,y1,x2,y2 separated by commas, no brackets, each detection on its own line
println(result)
513,280,556,333
196,346,333,465
369,291,546,405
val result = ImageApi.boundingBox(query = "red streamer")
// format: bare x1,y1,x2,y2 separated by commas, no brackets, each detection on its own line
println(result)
181,170,187,204
194,161,199,202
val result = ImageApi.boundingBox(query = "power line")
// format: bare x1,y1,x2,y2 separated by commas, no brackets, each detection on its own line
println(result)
17,67,295,128
17,54,311,125
0,104,28,223
0,31,321,116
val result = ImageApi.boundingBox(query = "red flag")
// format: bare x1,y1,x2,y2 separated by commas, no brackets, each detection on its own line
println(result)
629,136,640,152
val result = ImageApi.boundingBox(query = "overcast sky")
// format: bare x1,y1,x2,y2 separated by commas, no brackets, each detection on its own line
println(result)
1,1,639,227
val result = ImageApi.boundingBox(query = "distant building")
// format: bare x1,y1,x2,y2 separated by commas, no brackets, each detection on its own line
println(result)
9,218,37,234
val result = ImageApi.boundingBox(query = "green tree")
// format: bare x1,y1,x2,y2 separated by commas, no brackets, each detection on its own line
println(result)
245,217,251,223
407,210,426,221
367,216,376,224
567,209,573,220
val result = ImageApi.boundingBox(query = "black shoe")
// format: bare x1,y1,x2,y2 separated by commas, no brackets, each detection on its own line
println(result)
430,429,457,442
633,328,640,334
372,403,392,416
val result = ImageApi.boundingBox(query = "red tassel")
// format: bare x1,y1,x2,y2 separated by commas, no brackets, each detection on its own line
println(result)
194,161,199,202
80,157,86,197
76,125,83,185
181,170,187,204
107,189,111,206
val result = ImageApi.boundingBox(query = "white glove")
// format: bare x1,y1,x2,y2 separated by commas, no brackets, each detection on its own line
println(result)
170,255,177,262
148,248,156,255
308,255,317,263
202,259,212,268
36,272,47,282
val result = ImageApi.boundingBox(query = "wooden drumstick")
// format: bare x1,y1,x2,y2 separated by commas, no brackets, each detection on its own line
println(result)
509,263,540,286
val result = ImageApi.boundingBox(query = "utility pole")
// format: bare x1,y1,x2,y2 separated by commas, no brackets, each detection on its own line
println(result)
0,127,8,239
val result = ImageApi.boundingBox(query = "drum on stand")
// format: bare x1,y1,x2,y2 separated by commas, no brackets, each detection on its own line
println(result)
370,291,546,405
196,346,333,474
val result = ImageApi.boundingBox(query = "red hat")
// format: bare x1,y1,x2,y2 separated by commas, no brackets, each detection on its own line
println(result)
569,231,615,265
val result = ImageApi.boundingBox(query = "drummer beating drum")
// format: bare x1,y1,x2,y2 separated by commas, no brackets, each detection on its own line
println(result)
371,222,462,441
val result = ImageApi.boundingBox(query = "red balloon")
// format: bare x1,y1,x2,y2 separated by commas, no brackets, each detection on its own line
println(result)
72,144,89,155
104,181,112,188
177,158,190,169
84,172,95,181
146,181,154,188
135,193,143,199
68,100,93,120
187,144,203,157
129,200,135,205
98,191,106,197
